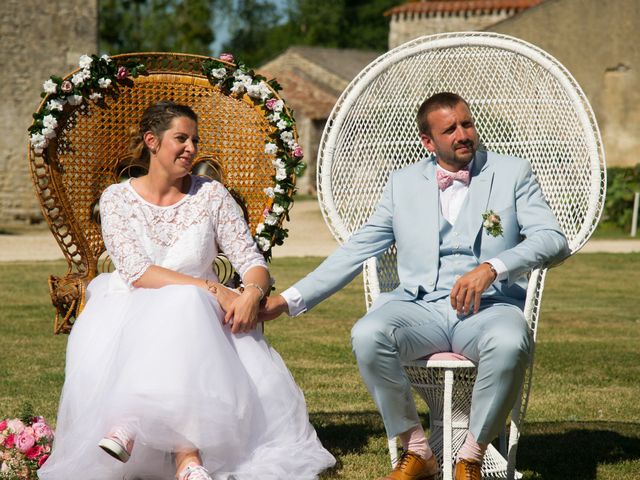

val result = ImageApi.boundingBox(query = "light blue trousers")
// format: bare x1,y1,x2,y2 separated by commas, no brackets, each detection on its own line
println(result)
350,297,531,443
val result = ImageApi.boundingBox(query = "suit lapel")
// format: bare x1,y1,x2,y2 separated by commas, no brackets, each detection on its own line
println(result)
421,157,441,260
460,150,494,247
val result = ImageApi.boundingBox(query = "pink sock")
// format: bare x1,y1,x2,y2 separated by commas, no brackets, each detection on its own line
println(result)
456,432,486,463
398,425,433,460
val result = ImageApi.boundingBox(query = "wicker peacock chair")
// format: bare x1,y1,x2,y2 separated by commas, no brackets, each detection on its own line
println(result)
28,52,302,334
316,33,606,479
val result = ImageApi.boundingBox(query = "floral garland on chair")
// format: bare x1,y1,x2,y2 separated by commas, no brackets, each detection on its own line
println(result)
29,53,305,261
202,53,305,258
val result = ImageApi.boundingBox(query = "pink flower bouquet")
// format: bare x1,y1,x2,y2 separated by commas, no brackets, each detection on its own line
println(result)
1,414,54,479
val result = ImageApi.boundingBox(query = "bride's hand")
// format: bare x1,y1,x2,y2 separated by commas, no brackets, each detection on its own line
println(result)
224,287,262,334
206,281,239,312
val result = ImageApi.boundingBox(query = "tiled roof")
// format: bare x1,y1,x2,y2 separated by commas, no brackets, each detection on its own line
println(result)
386,0,544,16
262,69,338,120
261,46,382,120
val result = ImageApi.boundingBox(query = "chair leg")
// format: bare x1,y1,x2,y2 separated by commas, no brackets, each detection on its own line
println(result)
506,387,524,480
443,368,454,480
388,436,399,468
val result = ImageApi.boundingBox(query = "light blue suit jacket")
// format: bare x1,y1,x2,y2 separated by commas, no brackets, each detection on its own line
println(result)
294,150,570,312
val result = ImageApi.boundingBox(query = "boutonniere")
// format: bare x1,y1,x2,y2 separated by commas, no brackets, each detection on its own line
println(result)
482,210,503,237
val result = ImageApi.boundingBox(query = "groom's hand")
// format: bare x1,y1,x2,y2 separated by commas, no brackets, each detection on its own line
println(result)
450,263,497,315
258,295,290,322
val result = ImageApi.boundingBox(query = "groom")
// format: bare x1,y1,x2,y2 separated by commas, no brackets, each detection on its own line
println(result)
261,92,569,480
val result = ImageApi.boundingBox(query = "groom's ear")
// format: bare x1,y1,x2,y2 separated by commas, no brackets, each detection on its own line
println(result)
420,133,435,153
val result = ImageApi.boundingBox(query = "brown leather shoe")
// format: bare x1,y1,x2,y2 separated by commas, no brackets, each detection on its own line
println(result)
379,451,439,480
454,458,482,480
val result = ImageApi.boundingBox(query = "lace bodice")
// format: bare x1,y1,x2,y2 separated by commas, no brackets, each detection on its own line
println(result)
100,175,267,286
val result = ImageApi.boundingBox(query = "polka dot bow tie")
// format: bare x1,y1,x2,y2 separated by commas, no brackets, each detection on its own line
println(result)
436,168,470,191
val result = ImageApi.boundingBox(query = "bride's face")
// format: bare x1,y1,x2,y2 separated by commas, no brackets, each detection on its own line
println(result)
147,116,199,177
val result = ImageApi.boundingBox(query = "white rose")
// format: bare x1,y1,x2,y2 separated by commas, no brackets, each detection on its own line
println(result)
246,84,262,99
89,92,102,101
100,54,112,63
272,204,285,214
46,98,65,112
280,131,294,144
231,81,246,94
264,143,278,155
257,237,271,251
210,67,227,79
71,73,84,86
67,94,83,106
256,81,272,100
30,132,46,149
43,79,58,94
271,99,284,112
269,112,281,122
277,120,288,130
98,77,112,89
264,187,275,198
275,168,287,181
264,214,279,226
256,223,265,234
274,184,286,194
483,219,492,229
43,114,58,130
78,54,93,69
272,158,285,169
42,126,56,139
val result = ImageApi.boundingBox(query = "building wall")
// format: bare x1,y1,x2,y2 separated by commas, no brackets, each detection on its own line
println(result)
389,10,513,49
488,0,640,167
0,0,98,224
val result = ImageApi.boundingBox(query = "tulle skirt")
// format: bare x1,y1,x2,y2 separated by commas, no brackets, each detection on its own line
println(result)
38,273,335,480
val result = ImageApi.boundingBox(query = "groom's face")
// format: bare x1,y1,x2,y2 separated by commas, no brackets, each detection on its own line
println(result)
420,101,479,171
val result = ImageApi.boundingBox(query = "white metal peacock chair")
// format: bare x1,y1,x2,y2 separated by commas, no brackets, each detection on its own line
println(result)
316,32,605,479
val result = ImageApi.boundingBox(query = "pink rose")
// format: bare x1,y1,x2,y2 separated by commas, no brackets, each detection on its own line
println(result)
220,53,234,63
32,422,53,441
60,80,73,93
15,430,36,453
25,444,43,460
38,454,49,467
489,214,500,223
293,145,303,158
4,433,15,449
265,98,278,111
0,420,7,431
116,66,128,80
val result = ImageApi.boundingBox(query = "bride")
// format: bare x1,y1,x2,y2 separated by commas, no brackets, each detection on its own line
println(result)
38,101,335,480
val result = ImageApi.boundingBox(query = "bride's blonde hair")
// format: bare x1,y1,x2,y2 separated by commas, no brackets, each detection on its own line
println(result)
130,101,198,163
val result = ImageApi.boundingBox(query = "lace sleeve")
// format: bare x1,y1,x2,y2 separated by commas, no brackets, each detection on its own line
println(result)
100,186,153,286
214,185,268,278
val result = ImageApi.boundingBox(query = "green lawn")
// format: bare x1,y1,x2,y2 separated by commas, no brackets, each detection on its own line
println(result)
1,254,639,479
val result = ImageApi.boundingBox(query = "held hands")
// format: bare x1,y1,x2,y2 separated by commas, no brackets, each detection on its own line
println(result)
258,295,289,322
204,281,262,334
450,263,497,316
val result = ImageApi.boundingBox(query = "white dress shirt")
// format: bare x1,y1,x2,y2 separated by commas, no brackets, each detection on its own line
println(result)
282,162,507,316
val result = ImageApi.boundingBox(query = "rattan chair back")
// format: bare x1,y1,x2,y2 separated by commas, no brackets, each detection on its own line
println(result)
29,53,296,333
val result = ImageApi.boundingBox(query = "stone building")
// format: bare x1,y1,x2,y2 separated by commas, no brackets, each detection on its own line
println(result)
0,0,98,224
386,0,543,49
261,46,382,194
386,0,639,168
487,0,640,168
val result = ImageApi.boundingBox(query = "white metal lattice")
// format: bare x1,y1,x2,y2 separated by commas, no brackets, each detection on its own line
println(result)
317,33,605,479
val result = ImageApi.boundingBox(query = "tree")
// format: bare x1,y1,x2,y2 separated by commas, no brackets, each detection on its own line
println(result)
99,0,225,55
222,0,399,66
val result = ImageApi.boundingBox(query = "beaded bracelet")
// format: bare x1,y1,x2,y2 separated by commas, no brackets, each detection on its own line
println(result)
241,283,265,300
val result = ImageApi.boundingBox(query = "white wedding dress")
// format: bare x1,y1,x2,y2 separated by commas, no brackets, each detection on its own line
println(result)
38,175,335,480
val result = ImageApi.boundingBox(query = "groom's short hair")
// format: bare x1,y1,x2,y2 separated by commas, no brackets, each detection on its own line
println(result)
417,92,469,136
